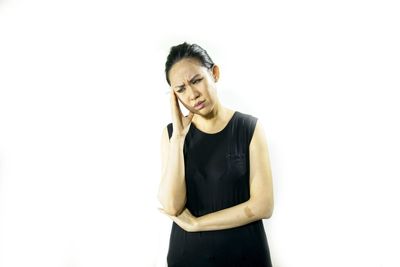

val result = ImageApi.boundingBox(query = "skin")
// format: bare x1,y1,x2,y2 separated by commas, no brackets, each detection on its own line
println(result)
168,57,236,134
157,58,234,215
158,57,274,232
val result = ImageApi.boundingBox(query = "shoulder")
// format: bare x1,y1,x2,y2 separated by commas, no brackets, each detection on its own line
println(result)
246,114,268,152
235,110,258,124
234,111,260,146
235,110,258,133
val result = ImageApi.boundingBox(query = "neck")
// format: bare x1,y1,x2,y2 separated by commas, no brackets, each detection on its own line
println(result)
192,101,232,129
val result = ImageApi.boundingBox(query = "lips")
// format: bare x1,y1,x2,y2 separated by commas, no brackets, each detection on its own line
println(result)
194,100,205,108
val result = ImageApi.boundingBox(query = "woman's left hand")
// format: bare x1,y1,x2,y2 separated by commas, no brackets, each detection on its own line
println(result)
158,207,199,232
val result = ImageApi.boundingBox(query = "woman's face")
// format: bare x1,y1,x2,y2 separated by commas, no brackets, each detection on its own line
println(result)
168,58,219,115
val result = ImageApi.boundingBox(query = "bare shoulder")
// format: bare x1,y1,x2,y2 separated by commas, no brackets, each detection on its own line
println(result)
249,119,268,152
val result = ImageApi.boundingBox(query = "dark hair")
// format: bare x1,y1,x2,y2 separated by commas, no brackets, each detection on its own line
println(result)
165,42,215,86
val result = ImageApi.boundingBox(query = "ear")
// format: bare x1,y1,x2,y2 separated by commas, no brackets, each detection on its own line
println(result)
211,64,220,82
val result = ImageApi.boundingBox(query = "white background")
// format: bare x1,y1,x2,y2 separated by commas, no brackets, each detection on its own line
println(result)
1,0,399,266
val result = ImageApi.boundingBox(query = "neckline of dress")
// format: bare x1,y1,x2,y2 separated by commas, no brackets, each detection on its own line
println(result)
190,111,237,135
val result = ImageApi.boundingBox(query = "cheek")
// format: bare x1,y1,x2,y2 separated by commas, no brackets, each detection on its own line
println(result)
203,83,214,96
203,88,214,101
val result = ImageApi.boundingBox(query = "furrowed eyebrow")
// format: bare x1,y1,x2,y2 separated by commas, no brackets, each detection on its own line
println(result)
174,74,201,89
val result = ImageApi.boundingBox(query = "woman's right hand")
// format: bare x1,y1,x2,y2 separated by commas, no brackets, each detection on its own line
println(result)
170,88,194,139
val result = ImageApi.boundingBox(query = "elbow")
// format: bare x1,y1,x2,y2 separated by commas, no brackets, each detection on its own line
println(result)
157,193,185,216
256,197,274,219
161,207,180,217
262,205,274,219
157,195,177,216
260,205,273,219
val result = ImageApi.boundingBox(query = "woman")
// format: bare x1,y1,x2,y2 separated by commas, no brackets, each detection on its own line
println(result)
157,42,274,267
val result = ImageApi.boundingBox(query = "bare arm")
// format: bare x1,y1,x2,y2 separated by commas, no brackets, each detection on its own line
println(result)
157,126,187,216
194,120,274,231
194,198,268,231
158,120,274,232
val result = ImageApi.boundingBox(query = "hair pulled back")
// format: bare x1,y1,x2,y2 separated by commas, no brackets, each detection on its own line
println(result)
165,42,215,86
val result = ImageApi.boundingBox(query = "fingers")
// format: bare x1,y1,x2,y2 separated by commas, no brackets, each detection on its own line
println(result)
170,89,178,123
170,88,177,112
170,88,183,120
187,111,194,121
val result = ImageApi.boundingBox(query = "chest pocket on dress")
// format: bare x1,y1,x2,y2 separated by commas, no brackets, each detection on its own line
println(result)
225,152,247,178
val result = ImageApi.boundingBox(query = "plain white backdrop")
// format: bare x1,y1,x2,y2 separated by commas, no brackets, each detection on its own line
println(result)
1,0,399,266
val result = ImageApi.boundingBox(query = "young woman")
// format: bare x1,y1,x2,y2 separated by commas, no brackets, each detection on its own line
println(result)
157,42,274,267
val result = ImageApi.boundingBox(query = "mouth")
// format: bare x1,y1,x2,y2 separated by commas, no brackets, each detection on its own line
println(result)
194,100,206,109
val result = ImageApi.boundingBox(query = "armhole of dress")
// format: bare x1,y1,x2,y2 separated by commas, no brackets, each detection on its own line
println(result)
167,123,173,140
248,115,258,147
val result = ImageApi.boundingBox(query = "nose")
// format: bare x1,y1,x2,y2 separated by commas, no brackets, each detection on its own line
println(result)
187,85,200,101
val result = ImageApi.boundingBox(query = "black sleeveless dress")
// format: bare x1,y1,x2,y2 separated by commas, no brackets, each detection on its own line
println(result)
166,110,273,267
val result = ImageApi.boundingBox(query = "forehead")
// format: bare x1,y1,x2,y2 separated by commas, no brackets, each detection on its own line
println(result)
169,58,206,85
